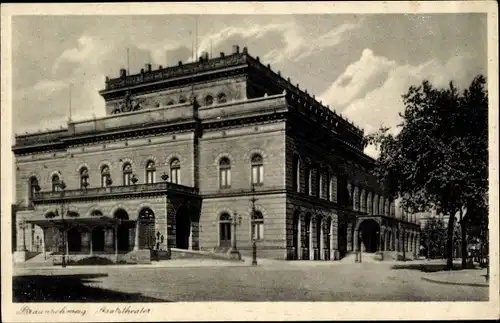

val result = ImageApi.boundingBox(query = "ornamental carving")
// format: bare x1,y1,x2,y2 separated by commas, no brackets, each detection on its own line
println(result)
119,91,144,113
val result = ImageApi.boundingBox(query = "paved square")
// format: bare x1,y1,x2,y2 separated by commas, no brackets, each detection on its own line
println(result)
13,261,488,302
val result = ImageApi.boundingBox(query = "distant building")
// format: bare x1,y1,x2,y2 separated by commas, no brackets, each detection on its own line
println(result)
12,45,420,263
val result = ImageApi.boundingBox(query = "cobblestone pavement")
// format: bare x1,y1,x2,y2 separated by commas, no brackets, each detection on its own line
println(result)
13,260,489,302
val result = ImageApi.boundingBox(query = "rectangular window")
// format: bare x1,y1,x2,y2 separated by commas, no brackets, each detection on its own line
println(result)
146,171,155,184
220,169,231,188
170,168,180,184
251,165,263,185
124,173,131,186
251,222,264,240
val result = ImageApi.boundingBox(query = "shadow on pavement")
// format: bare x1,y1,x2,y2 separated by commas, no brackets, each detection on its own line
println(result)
391,262,479,272
13,274,169,302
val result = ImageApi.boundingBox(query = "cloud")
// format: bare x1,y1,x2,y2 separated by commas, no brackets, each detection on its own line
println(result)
263,19,364,65
52,35,110,74
32,79,68,95
318,49,396,109
318,49,482,157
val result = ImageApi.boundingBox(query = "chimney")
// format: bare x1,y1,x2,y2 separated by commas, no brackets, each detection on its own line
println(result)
202,51,209,61
232,45,240,54
287,77,291,83
256,56,260,62
159,65,163,69
220,52,225,58
145,63,152,72
278,71,281,76
120,68,127,78
178,61,183,66
242,46,248,54
140,68,145,74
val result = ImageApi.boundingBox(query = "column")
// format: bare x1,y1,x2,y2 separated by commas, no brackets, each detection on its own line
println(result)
42,228,46,259
297,215,302,260
104,228,114,252
65,230,69,255
311,217,317,260
134,220,140,251
319,218,324,260
347,222,353,251
188,223,193,250
90,229,93,256
329,220,335,260
114,225,118,261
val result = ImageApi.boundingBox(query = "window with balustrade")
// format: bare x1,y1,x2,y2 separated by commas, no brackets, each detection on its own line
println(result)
101,165,111,187
170,158,180,184
28,177,39,200
51,174,60,192
145,161,156,184
123,163,132,186
79,167,89,189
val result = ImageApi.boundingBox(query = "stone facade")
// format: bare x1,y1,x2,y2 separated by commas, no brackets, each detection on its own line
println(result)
12,45,419,262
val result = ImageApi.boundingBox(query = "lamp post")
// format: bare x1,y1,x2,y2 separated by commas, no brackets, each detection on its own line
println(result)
250,184,258,266
402,227,406,262
229,212,242,260
59,180,67,268
356,231,362,263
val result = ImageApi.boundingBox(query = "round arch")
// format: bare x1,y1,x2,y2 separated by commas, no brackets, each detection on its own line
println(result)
138,207,156,249
357,219,381,253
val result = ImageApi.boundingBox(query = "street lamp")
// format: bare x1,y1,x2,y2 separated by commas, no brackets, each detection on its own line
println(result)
229,211,242,260
356,231,362,263
250,184,258,266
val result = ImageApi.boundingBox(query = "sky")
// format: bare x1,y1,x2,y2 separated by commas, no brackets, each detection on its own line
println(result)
11,13,487,158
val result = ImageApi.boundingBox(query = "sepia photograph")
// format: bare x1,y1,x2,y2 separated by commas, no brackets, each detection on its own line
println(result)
1,2,499,322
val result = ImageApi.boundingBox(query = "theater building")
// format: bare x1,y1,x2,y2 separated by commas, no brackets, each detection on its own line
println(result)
12,45,420,263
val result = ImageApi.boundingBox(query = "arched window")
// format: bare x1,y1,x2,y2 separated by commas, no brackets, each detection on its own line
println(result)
329,175,337,202
219,213,232,247
112,109,120,114
319,172,325,199
251,154,264,185
205,95,214,106
170,158,180,184
219,157,231,188
178,96,187,104
145,161,156,184
251,211,264,241
79,167,89,189
28,177,39,200
167,100,175,106
305,166,312,195
51,174,60,192
217,92,227,103
123,163,132,186
293,156,301,193
101,165,111,187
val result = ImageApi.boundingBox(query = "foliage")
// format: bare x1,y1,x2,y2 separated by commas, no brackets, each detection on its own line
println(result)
366,75,488,269
420,217,447,259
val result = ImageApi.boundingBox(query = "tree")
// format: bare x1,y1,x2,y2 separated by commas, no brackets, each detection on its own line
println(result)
366,75,488,270
420,217,447,259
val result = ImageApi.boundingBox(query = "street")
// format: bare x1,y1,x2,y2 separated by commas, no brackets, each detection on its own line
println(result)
13,260,488,302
